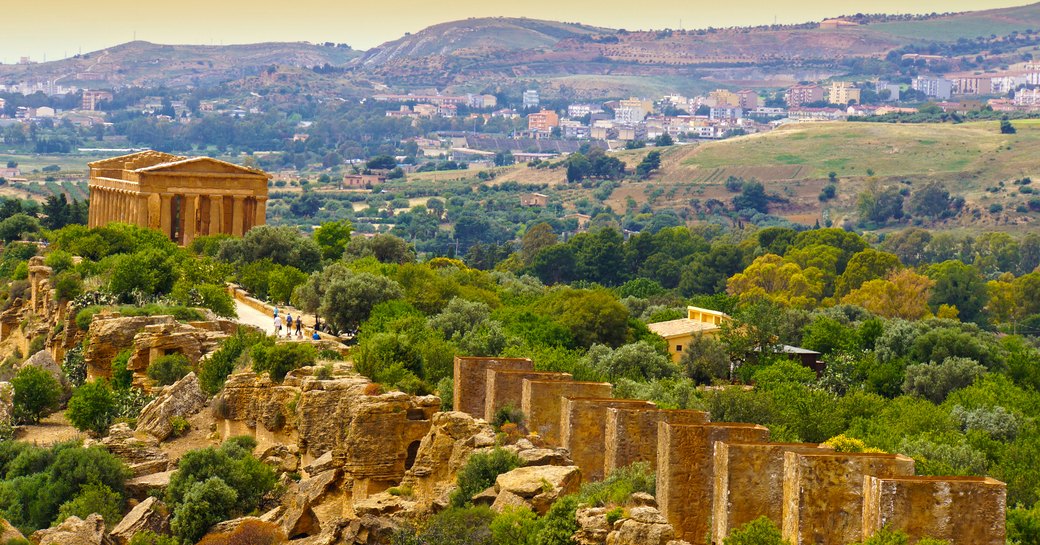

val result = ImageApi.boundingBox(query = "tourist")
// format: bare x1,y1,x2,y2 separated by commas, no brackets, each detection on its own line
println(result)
273,313,283,337
295,316,303,337
286,313,294,334
311,331,321,340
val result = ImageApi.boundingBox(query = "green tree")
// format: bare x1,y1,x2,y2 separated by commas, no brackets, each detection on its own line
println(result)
732,181,769,213
54,483,124,528
903,357,987,404
543,288,630,348
11,366,61,424
925,261,988,323
313,220,353,261
146,354,191,386
0,214,40,242
835,249,901,297
1001,119,1017,134
66,380,116,435
251,342,317,382
521,223,558,265
636,150,661,178
171,477,238,544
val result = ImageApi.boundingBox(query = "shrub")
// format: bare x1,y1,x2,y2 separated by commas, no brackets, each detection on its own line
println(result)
167,437,275,517
723,516,789,545
490,506,542,545
62,345,86,387
314,364,333,380
27,335,45,357
450,448,522,507
128,531,179,545
170,477,238,544
54,483,124,528
110,349,134,390
251,342,317,382
199,329,265,395
66,380,116,435
393,507,494,545
576,462,655,507
535,494,580,545
169,416,190,437
11,366,61,424
492,404,525,429
146,354,191,386
75,306,106,331
53,271,84,302
903,357,986,404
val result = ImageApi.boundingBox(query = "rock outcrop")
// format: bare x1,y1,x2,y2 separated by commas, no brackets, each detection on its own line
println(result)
396,411,494,512
277,469,341,538
491,465,582,515
110,497,170,545
84,315,176,380
99,423,170,477
605,506,684,545
30,514,114,545
0,518,24,544
136,372,207,441
21,349,68,388
126,470,175,500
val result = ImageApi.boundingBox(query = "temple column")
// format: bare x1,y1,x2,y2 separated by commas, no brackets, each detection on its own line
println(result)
231,195,245,236
101,189,111,225
88,188,96,228
114,192,122,223
209,195,223,236
159,193,173,240
183,194,198,246
136,193,149,227
254,196,267,229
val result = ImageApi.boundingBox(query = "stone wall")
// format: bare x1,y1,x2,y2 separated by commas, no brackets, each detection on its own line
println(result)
657,422,770,543
862,476,1006,545
485,369,570,423
782,451,916,545
559,398,656,483
712,442,830,544
453,356,533,418
603,407,708,477
521,379,612,445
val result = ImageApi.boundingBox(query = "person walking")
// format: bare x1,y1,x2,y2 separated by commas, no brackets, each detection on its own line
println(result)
273,313,283,337
295,315,303,337
286,313,294,336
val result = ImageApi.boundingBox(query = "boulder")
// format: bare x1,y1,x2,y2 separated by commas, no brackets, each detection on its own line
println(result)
629,492,657,508
110,497,170,545
100,423,170,477
126,470,175,500
575,507,611,545
605,506,676,545
84,315,176,380
339,515,400,545
30,514,114,545
0,518,24,544
136,373,207,441
278,469,340,538
396,412,494,512
303,451,339,475
494,465,581,515
490,489,531,513
471,486,498,507
353,493,417,517
22,350,67,388
518,447,571,467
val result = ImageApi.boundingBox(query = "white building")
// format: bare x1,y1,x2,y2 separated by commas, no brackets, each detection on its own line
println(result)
522,90,540,110
912,77,953,100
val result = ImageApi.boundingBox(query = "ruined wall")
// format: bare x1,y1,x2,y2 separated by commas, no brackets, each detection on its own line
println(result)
862,476,1006,545
559,398,656,483
657,422,769,543
84,314,180,379
782,451,915,545
485,369,570,423
712,442,829,544
452,356,533,418
522,379,612,445
603,407,708,477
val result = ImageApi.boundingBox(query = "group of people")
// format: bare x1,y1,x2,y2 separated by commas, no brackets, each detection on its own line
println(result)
272,308,321,340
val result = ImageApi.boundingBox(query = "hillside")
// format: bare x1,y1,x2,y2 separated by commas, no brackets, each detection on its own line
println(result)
864,2,1040,42
0,41,359,88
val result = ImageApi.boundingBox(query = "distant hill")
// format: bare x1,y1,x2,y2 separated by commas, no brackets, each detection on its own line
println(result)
0,41,359,89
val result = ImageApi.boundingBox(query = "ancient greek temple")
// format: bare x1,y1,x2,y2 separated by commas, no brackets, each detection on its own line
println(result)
87,150,269,245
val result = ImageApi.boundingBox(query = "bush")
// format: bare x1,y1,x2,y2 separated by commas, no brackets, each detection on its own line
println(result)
576,462,655,507
393,507,495,545
199,329,265,395
167,437,276,518
110,349,134,390
53,271,84,302
146,354,191,386
723,516,789,545
170,477,238,544
451,448,522,507
128,531,179,545
54,483,124,528
27,335,45,357
75,306,105,331
251,342,317,382
66,380,116,435
61,345,86,387
490,506,542,545
11,366,61,424
903,357,986,403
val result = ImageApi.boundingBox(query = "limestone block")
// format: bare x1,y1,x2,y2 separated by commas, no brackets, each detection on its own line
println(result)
782,451,916,545
110,497,170,545
604,407,708,477
126,470,175,500
606,506,675,545
453,356,533,418
712,442,829,544
136,372,207,441
491,489,532,513
484,369,570,423
522,379,613,445
100,423,170,477
84,315,176,379
494,465,582,515
31,514,114,545
279,469,340,538
560,398,656,482
398,411,494,512
657,422,770,543
575,507,611,545
862,475,1006,545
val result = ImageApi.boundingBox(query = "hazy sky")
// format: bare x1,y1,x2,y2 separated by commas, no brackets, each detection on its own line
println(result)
1,0,1031,64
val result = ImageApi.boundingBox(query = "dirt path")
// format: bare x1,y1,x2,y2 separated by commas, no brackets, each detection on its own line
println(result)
15,411,84,446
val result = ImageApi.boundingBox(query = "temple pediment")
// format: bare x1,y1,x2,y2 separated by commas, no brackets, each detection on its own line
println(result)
135,157,266,177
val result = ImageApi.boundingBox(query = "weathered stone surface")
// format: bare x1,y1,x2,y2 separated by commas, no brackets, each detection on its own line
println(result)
606,507,675,545
0,382,13,428
31,514,113,545
657,422,770,543
453,356,533,418
484,369,570,423
126,320,227,375
862,476,1006,545
206,516,265,536
712,442,829,544
575,507,610,545
604,407,708,477
22,349,68,388
490,489,531,513
398,411,494,512
472,486,499,506
0,518,24,544
110,497,170,545
522,380,612,445
136,372,207,441
126,470,175,500
100,423,170,477
629,492,657,507
339,515,400,545
495,465,581,515
279,470,340,538
781,451,915,545
84,315,176,380
353,493,417,518
304,451,339,475
518,447,571,467
560,398,656,483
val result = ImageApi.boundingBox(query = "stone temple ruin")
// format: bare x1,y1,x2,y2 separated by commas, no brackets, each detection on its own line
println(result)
452,356,1008,545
